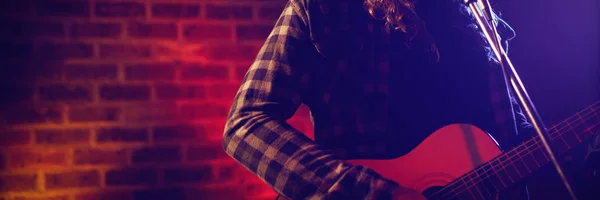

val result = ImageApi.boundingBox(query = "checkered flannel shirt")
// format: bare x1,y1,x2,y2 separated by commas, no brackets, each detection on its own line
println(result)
222,0,530,199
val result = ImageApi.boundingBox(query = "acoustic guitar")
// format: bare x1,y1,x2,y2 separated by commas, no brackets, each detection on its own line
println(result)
345,100,600,199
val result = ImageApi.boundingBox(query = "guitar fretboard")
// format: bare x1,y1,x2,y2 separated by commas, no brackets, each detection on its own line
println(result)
428,101,600,199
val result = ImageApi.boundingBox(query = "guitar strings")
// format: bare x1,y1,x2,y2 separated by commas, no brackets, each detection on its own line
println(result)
438,101,600,199
441,101,600,199
429,100,600,199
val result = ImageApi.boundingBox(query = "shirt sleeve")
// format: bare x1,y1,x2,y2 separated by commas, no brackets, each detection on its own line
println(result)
221,1,400,199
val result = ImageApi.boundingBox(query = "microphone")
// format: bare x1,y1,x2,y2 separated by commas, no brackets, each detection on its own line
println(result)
463,0,503,60
464,0,496,32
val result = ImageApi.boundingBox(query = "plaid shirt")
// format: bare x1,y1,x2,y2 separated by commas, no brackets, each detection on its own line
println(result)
223,0,530,199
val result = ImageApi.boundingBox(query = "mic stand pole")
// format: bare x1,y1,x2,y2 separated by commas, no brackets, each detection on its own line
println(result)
462,0,578,199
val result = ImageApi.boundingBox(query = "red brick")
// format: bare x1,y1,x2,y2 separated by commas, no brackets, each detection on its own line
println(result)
12,60,63,82
13,195,70,200
153,45,184,57
38,84,92,102
95,2,145,18
7,150,67,169
73,148,128,165
0,130,31,146
180,64,229,81
205,4,252,20
187,145,229,162
0,154,5,170
203,123,227,141
207,84,239,99
235,167,261,183
154,84,206,100
235,64,250,80
163,166,212,184
68,106,120,123
131,146,181,164
121,102,178,123
99,44,151,59
75,191,133,200
128,22,177,39
259,5,285,21
99,85,150,101
151,3,200,19
125,64,175,81
0,174,37,192
246,196,278,200
153,125,205,142
236,25,273,41
105,168,157,186
186,187,244,200
45,170,100,190
37,1,90,18
35,129,90,145
65,64,118,80
96,128,148,143
217,164,244,181
4,106,64,125
0,21,65,38
180,104,229,120
194,44,259,62
37,43,94,59
133,188,185,200
183,24,232,42
70,22,121,38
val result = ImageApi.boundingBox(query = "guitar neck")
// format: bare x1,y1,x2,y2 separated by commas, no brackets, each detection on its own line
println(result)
429,101,600,198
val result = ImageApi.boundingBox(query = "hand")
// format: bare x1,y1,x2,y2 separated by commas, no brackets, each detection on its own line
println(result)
392,186,427,200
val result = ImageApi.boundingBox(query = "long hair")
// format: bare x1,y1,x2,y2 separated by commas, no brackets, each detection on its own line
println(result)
363,0,440,62
363,0,516,63
363,0,417,33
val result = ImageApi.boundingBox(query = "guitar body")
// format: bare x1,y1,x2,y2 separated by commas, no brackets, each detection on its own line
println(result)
275,102,600,200
347,124,503,196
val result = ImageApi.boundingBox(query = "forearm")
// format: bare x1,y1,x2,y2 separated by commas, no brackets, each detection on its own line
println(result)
223,111,399,199
221,1,400,198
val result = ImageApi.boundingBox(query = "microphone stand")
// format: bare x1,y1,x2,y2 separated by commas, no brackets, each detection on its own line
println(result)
462,0,578,199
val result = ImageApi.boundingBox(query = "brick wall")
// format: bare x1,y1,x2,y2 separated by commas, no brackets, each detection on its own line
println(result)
0,0,313,200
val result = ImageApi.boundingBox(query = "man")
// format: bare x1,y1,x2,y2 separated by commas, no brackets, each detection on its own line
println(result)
222,0,531,199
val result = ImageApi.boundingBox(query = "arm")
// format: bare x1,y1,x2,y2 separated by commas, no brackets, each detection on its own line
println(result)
222,1,399,199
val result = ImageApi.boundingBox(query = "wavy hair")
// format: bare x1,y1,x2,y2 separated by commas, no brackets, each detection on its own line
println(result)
363,0,516,63
363,0,439,62
363,0,417,33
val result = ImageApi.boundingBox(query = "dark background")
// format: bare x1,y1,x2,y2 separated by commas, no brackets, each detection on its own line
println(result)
496,0,599,199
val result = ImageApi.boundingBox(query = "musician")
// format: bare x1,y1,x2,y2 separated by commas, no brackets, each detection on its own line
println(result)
222,0,532,199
